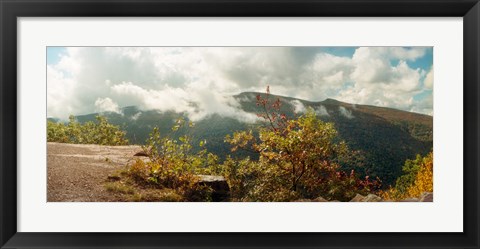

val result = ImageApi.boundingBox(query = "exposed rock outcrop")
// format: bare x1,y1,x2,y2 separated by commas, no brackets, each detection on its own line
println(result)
349,194,366,202
349,193,382,202
195,175,230,202
419,192,433,202
399,198,420,202
295,192,433,202
313,196,328,202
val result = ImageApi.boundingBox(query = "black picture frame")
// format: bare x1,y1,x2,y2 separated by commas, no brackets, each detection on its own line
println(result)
1,0,479,248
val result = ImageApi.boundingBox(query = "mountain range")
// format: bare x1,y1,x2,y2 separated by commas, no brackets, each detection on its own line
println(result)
51,92,433,186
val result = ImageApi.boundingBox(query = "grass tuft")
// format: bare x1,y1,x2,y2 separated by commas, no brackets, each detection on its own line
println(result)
105,182,135,194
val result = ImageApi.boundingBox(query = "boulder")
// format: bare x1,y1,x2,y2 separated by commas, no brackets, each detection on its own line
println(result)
313,196,328,202
399,198,420,202
419,192,433,202
349,194,365,202
295,199,313,202
198,175,226,182
294,196,328,202
350,193,382,202
133,151,150,157
363,194,382,202
195,175,230,202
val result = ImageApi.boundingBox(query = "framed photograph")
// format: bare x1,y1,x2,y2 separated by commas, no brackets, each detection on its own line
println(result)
1,0,479,248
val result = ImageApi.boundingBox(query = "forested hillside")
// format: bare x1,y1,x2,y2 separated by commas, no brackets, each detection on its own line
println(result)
50,92,432,187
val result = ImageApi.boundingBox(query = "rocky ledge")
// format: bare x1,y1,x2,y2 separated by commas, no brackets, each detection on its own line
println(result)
296,192,433,202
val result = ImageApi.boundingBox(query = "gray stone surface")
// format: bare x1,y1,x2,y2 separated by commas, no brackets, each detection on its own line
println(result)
313,196,328,202
349,194,366,202
399,198,420,202
363,194,382,202
195,175,230,201
419,192,433,202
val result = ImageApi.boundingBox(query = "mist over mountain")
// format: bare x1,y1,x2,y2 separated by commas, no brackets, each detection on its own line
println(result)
58,92,432,186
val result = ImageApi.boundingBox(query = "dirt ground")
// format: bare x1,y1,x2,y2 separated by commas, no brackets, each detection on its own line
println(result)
47,142,142,202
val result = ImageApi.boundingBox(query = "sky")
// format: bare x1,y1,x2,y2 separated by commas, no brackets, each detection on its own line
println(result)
47,47,433,121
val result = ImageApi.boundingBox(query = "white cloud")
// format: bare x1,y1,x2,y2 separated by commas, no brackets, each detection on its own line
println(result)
47,47,433,121
111,82,193,113
290,100,306,113
47,65,78,119
336,47,430,114
410,94,433,115
424,67,433,89
388,47,427,61
94,97,120,113
339,106,354,119
110,81,259,123
315,105,329,116
131,112,142,121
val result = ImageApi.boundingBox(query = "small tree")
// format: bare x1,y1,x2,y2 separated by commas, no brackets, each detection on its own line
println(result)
225,86,379,201
381,152,433,200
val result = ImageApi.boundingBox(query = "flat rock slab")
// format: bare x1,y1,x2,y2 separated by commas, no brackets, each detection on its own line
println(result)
197,175,226,182
47,142,142,202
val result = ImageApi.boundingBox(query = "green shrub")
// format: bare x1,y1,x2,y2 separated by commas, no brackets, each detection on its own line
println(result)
123,118,218,201
47,115,128,145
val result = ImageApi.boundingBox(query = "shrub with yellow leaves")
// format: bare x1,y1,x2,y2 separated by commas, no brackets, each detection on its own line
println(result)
380,152,433,201
407,152,433,197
